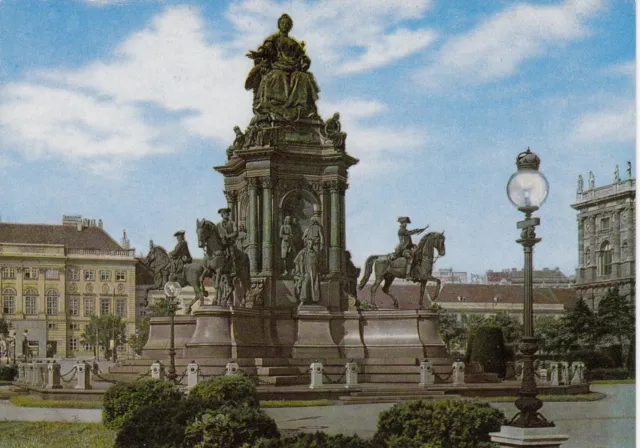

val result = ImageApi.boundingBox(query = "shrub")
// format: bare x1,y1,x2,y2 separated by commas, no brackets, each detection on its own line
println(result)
184,405,279,448
626,338,635,377
0,364,17,381
588,368,630,381
464,333,475,364
102,378,183,430
114,396,216,448
256,431,375,448
600,345,624,367
374,399,505,448
189,374,258,408
567,349,615,370
470,326,507,378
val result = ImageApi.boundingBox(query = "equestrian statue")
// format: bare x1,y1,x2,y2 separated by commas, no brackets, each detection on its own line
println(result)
358,216,446,309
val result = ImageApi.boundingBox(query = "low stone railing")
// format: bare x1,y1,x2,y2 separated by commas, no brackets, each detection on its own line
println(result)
16,361,93,390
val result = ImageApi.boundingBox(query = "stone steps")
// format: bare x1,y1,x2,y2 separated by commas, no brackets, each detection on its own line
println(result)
339,392,461,405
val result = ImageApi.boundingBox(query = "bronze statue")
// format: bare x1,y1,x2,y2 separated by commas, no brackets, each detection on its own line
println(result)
323,112,347,150
280,216,294,275
390,217,428,280
302,216,324,252
627,161,632,179
226,126,245,159
236,223,249,253
245,14,320,121
614,165,621,183
344,250,361,299
293,238,321,305
216,208,238,272
359,231,446,309
168,230,193,282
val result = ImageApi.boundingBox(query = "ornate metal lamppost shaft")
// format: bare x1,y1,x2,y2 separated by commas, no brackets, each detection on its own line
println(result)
167,294,177,383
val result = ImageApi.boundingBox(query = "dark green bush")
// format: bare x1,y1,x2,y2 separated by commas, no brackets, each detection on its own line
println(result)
256,431,375,448
0,364,18,381
464,333,475,364
103,378,183,430
184,405,279,448
374,399,505,448
588,368,630,381
189,374,258,408
567,349,615,370
470,326,507,378
114,396,217,448
626,339,635,377
600,345,624,367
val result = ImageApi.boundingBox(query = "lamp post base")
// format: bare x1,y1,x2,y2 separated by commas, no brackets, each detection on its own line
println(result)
490,425,569,447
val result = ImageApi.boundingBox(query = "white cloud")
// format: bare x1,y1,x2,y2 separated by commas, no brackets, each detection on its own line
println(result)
417,0,602,88
569,100,635,144
604,60,635,77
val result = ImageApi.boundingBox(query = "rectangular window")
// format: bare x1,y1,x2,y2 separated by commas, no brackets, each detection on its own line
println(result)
24,268,39,280
2,295,14,314
115,299,126,317
68,337,78,351
67,268,79,281
100,270,111,281
45,269,59,280
69,296,79,316
1,267,15,279
25,296,37,315
83,297,95,317
46,296,58,316
116,271,126,282
69,323,80,331
101,298,111,315
48,323,56,330
82,342,93,352
84,270,95,281
601,217,610,230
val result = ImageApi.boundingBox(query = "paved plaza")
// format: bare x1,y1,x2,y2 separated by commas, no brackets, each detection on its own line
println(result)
0,384,634,447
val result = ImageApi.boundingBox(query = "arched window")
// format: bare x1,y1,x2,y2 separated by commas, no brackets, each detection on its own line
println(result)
24,288,37,315
584,248,591,266
2,288,15,314
621,241,629,260
599,241,612,276
45,289,59,316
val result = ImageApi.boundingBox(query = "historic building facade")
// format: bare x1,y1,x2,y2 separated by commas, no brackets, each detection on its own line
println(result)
0,215,137,358
571,165,635,308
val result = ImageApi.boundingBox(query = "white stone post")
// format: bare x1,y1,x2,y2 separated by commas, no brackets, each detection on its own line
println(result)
571,362,585,385
187,361,200,390
46,362,62,389
560,362,569,385
309,361,324,389
345,361,358,388
452,362,465,385
548,361,559,385
37,363,47,388
150,361,165,380
17,363,25,383
491,426,569,447
27,364,35,385
75,362,92,390
225,361,240,376
419,360,435,387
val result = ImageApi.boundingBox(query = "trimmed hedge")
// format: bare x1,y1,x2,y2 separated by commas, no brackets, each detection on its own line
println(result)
189,374,259,408
256,432,375,448
374,399,506,448
470,326,507,378
464,333,475,364
567,349,615,370
588,368,630,381
102,378,183,430
184,406,280,448
0,365,17,381
600,345,624,368
114,397,217,448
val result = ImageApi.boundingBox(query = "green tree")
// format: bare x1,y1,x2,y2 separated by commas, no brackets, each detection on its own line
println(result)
128,317,150,355
81,315,127,359
147,297,172,317
429,304,465,351
597,287,635,358
535,316,570,356
460,313,489,337
561,297,599,349
486,311,522,346
0,317,9,338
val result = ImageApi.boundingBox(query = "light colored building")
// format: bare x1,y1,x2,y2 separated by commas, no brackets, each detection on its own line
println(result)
0,215,137,358
433,268,468,284
571,165,635,308
486,267,571,287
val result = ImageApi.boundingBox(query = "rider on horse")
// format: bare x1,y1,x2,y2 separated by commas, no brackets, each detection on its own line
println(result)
216,208,238,275
391,217,428,280
169,230,193,281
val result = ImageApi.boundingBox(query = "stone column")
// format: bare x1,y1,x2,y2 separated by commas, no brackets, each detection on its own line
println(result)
225,190,239,223
577,218,584,268
313,182,330,270
328,181,342,275
247,178,260,275
261,178,274,275
16,267,24,315
340,184,347,272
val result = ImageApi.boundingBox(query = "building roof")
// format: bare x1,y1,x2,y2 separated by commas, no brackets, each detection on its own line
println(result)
358,283,576,310
0,223,123,251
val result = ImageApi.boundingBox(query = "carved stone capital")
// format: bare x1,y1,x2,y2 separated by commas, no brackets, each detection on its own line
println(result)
311,182,325,195
247,177,260,189
224,190,238,203
261,177,275,189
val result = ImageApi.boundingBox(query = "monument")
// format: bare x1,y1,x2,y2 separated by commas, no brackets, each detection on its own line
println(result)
140,14,451,380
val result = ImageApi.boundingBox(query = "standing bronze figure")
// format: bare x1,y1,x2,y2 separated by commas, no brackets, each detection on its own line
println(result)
359,231,446,309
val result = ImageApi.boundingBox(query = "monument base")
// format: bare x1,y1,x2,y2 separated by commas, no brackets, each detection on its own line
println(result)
292,305,340,358
490,426,569,447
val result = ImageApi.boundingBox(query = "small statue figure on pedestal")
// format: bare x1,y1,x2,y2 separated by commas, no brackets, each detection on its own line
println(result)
323,112,347,151
226,126,245,159
390,217,428,281
614,165,621,183
344,250,361,299
216,208,238,274
627,161,632,180
294,239,321,306
168,230,193,282
236,223,249,253
280,216,294,276
588,171,595,190
577,174,583,193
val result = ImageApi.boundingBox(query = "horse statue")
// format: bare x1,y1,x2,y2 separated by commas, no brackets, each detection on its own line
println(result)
143,244,207,312
196,218,251,309
357,231,446,309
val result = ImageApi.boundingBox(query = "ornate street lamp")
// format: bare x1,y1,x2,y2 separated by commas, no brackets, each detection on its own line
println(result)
22,329,29,362
505,148,553,428
164,281,182,384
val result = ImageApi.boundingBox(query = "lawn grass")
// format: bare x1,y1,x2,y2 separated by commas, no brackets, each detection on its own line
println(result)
9,395,103,409
0,421,115,448
483,392,605,402
260,399,334,408
0,380,14,385
591,379,635,385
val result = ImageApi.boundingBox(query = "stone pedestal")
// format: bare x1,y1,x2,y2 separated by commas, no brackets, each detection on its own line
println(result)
490,426,569,447
331,311,365,359
46,362,62,389
419,360,435,386
142,316,197,358
452,362,465,385
75,362,92,390
293,305,340,358
187,361,199,390
309,361,324,389
345,361,358,388
150,361,165,380
226,361,240,376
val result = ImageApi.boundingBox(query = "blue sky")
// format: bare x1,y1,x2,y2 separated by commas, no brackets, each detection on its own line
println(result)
0,0,635,278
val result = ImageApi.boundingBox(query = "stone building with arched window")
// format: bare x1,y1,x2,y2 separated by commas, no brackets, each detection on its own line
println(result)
572,165,635,309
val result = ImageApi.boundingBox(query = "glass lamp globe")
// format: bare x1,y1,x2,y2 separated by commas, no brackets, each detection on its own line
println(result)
164,281,182,298
506,170,549,211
